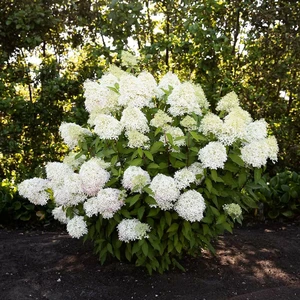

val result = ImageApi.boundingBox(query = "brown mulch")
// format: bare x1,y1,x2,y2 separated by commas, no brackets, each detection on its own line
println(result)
0,221,300,300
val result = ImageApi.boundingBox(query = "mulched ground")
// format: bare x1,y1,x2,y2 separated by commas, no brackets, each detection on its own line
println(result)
0,221,300,300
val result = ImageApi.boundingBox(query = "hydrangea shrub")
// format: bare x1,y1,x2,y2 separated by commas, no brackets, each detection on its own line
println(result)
18,53,278,273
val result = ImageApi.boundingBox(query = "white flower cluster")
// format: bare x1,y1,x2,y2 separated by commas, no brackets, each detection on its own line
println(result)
157,71,181,97
66,216,88,239
199,113,223,136
240,136,279,168
180,116,197,131
199,107,253,146
79,158,110,196
216,91,240,112
121,50,138,67
243,119,268,143
93,114,123,140
82,65,214,155
122,166,151,193
174,190,206,222
219,107,252,145
45,162,86,206
63,152,86,170
174,168,196,190
223,203,242,220
160,126,185,148
83,188,125,219
150,110,173,129
46,162,86,205
17,178,49,206
125,130,150,149
121,107,149,133
198,142,227,169
117,218,151,243
118,72,157,108
167,82,208,116
149,174,180,210
83,77,119,114
188,162,205,185
198,92,279,167
45,162,74,184
59,122,92,149
51,173,87,206
52,206,69,224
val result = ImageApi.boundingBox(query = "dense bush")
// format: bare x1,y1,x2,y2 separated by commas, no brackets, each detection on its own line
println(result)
18,55,279,273
0,180,55,226
259,171,300,219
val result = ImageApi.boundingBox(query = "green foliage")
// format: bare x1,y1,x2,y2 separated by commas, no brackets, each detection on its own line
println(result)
0,180,54,226
259,171,300,219
49,62,271,273
1,0,299,187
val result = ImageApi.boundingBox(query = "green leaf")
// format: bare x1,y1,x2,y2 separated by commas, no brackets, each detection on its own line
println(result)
125,244,132,261
167,223,179,233
254,168,262,184
147,207,159,217
201,216,213,224
224,162,239,172
147,162,160,169
238,170,247,187
165,211,172,226
228,153,244,167
137,206,145,219
190,131,207,142
143,186,154,195
172,258,185,272
170,152,186,160
20,214,31,221
160,217,166,231
175,241,182,253
166,133,174,146
280,192,290,203
222,172,236,186
130,158,143,166
142,241,149,256
107,243,113,254
242,195,258,208
202,224,211,236
183,221,191,237
121,210,131,218
12,201,21,210
132,242,140,254
222,222,233,233
150,141,164,154
159,162,168,169
96,218,101,233
205,178,213,193
137,148,143,158
128,194,140,207
154,127,162,136
282,210,294,218
144,150,154,161
210,206,220,216
210,169,223,182
216,214,226,225
268,210,279,219
145,196,157,206
281,185,290,192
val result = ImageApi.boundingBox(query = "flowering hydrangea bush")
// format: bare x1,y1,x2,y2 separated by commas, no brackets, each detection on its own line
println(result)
18,53,278,273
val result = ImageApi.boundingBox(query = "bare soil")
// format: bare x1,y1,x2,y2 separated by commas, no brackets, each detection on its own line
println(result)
0,221,300,300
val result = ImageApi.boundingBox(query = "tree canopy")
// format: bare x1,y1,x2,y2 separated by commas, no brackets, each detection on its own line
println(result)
1,0,299,183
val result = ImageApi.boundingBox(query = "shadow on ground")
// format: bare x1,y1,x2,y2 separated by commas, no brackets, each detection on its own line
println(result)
0,222,299,300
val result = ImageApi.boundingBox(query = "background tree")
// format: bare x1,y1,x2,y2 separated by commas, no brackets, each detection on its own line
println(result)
0,0,299,185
